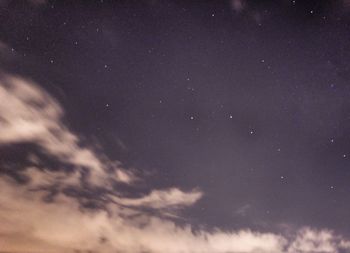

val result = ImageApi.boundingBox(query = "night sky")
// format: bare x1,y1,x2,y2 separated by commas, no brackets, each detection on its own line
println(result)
1,1,350,253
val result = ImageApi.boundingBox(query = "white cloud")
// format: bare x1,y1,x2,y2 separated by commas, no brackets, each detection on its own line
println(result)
1,172,348,253
286,227,350,253
0,72,350,253
0,74,133,187
0,175,285,253
340,239,350,249
110,187,203,209
288,228,333,253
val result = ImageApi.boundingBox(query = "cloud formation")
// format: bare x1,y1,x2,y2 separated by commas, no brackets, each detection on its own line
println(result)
0,74,117,187
0,73,350,253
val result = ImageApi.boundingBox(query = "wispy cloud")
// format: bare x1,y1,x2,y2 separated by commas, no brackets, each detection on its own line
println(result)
286,227,350,253
0,74,134,187
0,175,285,253
0,72,350,253
110,187,203,209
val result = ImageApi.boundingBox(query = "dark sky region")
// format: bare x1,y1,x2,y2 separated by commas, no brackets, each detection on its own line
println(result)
1,0,350,252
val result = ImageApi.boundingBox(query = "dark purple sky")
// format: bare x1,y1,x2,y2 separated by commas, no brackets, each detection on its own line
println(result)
1,1,350,253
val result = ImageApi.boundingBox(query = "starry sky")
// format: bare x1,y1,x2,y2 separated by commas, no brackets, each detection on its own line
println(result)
2,1,350,253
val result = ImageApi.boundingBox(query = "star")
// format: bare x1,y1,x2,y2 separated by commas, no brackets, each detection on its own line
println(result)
229,115,233,119
190,116,194,120
250,130,254,135
187,87,195,91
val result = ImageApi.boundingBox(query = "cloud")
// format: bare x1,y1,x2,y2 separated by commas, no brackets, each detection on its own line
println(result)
287,227,350,253
0,74,134,187
0,72,201,207
1,72,350,253
235,203,251,217
0,175,285,253
110,187,203,209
